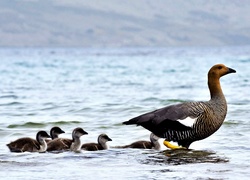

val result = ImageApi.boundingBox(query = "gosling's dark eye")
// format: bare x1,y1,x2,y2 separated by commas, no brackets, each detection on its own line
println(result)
218,66,222,69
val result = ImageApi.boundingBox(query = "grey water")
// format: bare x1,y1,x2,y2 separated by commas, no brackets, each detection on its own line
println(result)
0,46,249,179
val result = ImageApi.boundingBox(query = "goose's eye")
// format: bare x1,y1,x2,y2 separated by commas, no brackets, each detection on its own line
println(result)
218,66,222,69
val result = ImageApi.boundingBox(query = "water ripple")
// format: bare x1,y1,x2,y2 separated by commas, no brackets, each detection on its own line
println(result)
7,120,82,129
8,122,46,128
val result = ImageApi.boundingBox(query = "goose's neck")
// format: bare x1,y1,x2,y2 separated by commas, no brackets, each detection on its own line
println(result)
208,77,225,101
51,132,58,140
37,137,47,152
98,138,108,149
70,137,81,152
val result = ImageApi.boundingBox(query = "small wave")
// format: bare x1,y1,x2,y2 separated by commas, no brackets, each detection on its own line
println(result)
162,99,187,103
140,98,187,105
7,120,82,129
40,106,60,111
0,160,39,166
223,121,240,126
239,58,250,63
0,102,23,106
67,107,92,113
8,122,46,128
0,95,18,99
48,120,82,126
141,97,162,102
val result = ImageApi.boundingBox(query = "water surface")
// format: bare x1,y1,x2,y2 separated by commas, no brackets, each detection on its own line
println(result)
0,46,249,179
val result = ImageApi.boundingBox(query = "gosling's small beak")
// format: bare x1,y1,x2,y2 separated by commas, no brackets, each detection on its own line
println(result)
82,130,88,135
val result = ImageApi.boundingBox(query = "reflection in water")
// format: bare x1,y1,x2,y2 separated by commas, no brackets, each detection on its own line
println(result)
140,149,229,165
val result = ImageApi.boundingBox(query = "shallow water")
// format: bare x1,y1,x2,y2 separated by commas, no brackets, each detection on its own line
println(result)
0,46,250,179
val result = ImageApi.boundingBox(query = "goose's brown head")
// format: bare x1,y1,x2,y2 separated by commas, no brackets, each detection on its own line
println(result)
208,64,236,79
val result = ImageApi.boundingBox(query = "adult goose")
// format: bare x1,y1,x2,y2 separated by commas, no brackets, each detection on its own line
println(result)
116,133,161,150
45,126,65,143
123,64,236,149
47,127,88,152
81,134,112,151
7,131,50,152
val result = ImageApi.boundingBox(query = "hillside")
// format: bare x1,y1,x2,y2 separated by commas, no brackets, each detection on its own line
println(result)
0,0,250,47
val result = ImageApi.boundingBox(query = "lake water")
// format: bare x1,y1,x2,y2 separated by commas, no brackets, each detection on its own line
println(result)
0,46,249,179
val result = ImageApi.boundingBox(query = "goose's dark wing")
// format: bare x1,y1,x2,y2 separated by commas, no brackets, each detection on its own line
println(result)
123,102,204,137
